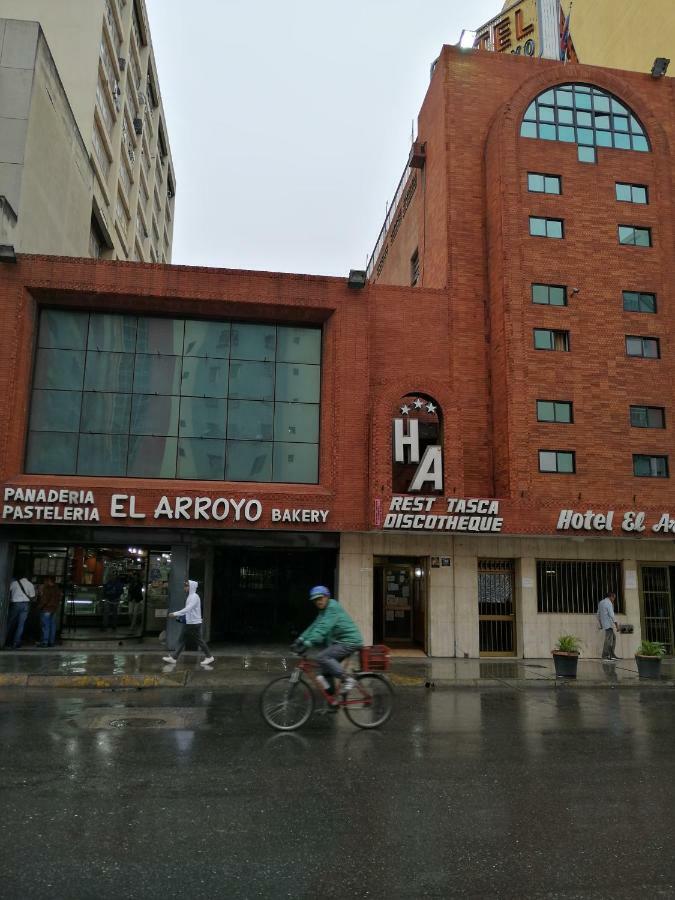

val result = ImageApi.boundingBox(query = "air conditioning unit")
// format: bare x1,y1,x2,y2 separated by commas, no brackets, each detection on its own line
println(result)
118,56,126,71
133,117,143,135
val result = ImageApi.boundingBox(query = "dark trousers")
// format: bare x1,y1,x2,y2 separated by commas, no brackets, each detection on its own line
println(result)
7,601,29,647
316,643,356,680
173,623,210,659
602,628,616,659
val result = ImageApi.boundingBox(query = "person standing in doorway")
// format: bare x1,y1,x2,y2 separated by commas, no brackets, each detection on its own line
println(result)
127,574,144,634
163,580,214,667
36,575,62,647
597,591,620,660
5,573,36,649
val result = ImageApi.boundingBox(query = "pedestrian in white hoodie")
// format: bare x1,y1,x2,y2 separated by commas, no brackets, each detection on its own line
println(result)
163,579,214,667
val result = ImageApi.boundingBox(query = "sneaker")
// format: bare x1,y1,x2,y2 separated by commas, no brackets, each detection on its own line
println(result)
315,674,330,690
162,656,176,664
610,655,621,660
200,656,215,666
340,676,357,694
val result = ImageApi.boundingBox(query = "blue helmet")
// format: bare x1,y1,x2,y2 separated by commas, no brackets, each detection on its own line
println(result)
309,585,331,600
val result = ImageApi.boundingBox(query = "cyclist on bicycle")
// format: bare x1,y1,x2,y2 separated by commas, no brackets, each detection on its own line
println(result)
291,586,363,695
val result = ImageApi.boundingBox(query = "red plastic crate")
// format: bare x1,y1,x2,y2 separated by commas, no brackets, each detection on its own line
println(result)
359,644,391,671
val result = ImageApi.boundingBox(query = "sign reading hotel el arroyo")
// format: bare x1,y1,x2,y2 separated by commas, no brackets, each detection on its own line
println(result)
472,0,568,62
1,487,330,526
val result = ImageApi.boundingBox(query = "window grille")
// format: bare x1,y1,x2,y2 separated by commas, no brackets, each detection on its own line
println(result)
536,560,623,613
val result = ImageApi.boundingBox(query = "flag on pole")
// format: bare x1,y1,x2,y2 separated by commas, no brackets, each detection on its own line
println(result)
560,4,572,62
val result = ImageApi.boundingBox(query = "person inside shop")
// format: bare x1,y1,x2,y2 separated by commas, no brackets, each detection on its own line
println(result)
36,575,63,647
291,585,363,695
163,579,214,667
5,571,36,649
101,574,125,631
127,574,144,634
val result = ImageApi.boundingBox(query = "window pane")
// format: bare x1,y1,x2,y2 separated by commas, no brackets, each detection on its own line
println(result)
635,228,651,247
577,128,594,145
180,357,228,397
226,440,272,481
576,111,592,127
643,338,659,358
524,102,536,121
528,173,545,191
556,90,573,107
639,293,656,313
529,217,546,236
183,320,230,358
614,132,631,150
275,363,321,403
550,286,566,306
633,135,649,152
228,360,274,400
647,408,664,428
34,349,85,391
623,291,639,311
532,284,549,304
633,186,647,203
558,126,575,143
133,354,182,394
136,317,184,354
554,403,572,423
39,310,88,349
84,352,134,392
80,392,131,434
127,436,177,477
633,455,651,476
595,131,612,148
577,146,596,163
615,183,631,201
277,327,321,364
626,337,642,355
614,116,629,132
619,226,634,244
557,452,574,473
130,394,180,436
539,451,556,472
274,402,320,443
534,330,553,350
630,407,648,427
273,442,318,483
177,438,225,480
558,108,573,124
29,390,81,432
227,399,273,441
179,397,226,438
538,123,556,140
546,220,563,238
537,401,555,422
77,434,128,476
520,121,536,138
25,432,78,474
574,92,591,110
544,176,560,194
538,105,555,123
231,323,276,361
88,313,137,352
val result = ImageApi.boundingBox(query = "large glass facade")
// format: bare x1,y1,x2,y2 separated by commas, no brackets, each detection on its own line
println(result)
27,310,321,483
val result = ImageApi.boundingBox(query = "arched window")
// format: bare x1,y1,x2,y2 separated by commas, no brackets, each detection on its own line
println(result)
392,393,443,494
520,83,650,153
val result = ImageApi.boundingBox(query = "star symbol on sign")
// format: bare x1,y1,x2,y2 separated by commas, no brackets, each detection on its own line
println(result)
413,398,424,409
400,404,410,415
426,402,437,414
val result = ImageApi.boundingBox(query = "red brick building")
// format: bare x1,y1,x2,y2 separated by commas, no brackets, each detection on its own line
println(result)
2,47,675,657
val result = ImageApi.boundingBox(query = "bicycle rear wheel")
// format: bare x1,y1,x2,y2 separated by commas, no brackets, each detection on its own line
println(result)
260,675,314,731
343,673,393,729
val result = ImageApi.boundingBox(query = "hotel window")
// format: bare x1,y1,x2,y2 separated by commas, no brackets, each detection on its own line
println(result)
616,183,648,204
25,311,321,484
618,225,651,246
532,283,566,306
92,121,111,179
527,173,561,194
633,454,668,478
520,83,650,153
538,450,575,473
537,561,623,614
626,335,659,358
623,291,656,313
533,329,569,351
577,146,596,164
537,401,573,423
410,249,420,286
630,406,665,429
529,217,563,239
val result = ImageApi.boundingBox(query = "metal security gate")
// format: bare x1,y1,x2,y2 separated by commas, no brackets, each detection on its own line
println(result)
478,559,516,656
640,566,674,655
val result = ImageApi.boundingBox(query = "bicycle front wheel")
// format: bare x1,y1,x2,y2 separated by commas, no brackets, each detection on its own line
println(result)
343,673,393,729
260,675,314,731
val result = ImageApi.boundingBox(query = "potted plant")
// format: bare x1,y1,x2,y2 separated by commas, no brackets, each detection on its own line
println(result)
635,640,666,679
552,635,581,678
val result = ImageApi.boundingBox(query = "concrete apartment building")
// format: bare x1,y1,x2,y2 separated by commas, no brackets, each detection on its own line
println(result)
0,0,175,261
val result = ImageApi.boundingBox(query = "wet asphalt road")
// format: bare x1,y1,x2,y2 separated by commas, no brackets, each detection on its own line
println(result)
1,685,675,900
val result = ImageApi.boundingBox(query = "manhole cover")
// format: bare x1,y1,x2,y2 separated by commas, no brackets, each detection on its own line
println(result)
108,717,168,728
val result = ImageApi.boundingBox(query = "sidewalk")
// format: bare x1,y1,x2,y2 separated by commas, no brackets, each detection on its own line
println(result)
0,646,674,689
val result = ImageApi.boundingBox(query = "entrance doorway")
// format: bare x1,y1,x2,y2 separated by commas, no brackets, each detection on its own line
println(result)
13,544,172,642
210,547,336,643
478,559,516,656
373,558,427,651
639,565,675,654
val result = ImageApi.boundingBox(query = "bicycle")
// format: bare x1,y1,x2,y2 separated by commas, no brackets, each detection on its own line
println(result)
260,645,394,731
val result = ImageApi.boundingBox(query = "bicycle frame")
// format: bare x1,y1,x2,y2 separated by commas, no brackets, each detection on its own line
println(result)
290,656,372,708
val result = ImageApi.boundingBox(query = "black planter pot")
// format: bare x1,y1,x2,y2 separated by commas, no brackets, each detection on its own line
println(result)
635,655,662,679
552,651,579,678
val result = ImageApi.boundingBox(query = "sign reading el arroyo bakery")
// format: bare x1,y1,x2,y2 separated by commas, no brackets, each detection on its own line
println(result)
1,487,330,526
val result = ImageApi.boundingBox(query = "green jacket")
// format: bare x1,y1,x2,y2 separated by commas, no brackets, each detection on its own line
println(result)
299,598,363,649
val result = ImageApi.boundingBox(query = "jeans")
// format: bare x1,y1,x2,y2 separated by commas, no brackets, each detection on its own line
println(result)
602,628,616,659
40,611,57,646
316,643,357,680
172,623,211,659
7,601,29,647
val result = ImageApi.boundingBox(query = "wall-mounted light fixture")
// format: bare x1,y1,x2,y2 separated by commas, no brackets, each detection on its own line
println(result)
651,57,670,78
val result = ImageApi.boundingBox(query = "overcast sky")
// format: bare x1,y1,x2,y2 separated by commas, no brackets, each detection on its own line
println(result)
145,0,499,276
